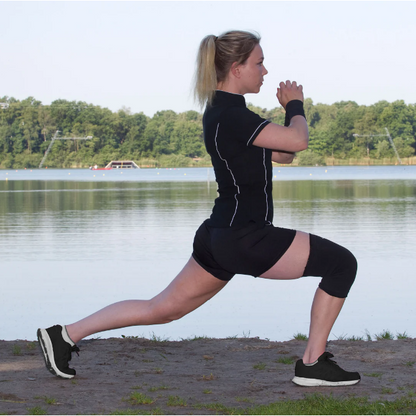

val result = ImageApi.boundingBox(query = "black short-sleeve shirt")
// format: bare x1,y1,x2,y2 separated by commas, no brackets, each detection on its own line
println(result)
203,91,272,227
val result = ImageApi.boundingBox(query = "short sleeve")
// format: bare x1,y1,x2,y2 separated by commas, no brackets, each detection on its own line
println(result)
220,106,270,146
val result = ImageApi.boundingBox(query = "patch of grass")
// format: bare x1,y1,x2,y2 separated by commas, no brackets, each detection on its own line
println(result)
243,393,416,415
364,329,372,341
236,397,254,403
148,385,170,392
203,389,212,394
347,335,364,341
193,403,233,413
149,332,170,343
34,396,57,405
201,373,215,381
26,342,37,350
364,372,383,378
181,335,209,341
166,395,187,407
27,407,47,415
111,408,164,415
337,332,375,341
125,392,154,405
381,387,395,395
253,362,267,370
12,344,21,356
375,329,394,340
275,356,295,365
404,361,415,367
292,333,308,341
397,331,410,339
44,397,56,405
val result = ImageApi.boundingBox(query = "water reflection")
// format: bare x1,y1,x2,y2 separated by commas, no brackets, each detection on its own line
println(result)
0,174,415,341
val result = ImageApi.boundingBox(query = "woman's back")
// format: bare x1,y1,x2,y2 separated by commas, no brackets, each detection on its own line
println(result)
203,90,273,228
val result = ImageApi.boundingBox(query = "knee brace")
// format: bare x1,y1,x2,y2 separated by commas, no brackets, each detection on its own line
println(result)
302,234,357,298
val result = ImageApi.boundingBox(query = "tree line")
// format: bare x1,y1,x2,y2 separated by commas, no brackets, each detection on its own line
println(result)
0,96,415,169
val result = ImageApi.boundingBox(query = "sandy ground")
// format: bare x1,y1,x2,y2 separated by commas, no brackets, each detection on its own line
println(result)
1,337,416,415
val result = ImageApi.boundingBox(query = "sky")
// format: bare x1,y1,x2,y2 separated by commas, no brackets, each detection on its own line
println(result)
1,1,416,117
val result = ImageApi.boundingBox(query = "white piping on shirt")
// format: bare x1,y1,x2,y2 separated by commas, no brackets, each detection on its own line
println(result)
214,121,270,226
214,123,240,226
262,148,269,222
246,120,269,146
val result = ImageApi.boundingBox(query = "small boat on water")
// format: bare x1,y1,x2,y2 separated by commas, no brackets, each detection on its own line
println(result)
89,161,139,170
90,166,112,170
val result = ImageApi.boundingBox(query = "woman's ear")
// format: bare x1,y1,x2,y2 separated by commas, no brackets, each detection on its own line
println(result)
230,62,241,79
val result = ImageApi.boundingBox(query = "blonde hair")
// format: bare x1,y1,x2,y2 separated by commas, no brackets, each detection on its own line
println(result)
193,30,261,108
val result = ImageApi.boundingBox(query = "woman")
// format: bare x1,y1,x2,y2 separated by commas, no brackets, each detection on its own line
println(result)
38,30,360,387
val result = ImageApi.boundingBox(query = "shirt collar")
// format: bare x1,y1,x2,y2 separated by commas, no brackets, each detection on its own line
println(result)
213,90,246,107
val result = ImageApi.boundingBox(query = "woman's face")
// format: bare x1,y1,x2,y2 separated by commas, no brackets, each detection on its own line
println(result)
237,44,268,94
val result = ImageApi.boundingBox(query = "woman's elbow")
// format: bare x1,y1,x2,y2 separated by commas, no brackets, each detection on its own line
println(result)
295,133,309,151
273,152,295,164
285,154,296,164
297,140,309,152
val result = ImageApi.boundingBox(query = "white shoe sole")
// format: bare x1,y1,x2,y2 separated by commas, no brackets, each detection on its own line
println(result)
292,376,360,387
37,328,74,379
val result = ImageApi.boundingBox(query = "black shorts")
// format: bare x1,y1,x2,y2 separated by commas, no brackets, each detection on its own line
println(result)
192,220,296,281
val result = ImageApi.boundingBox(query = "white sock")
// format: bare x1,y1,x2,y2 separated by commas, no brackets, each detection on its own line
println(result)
61,325,75,346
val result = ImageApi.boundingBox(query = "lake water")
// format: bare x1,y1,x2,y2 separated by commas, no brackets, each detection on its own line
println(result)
1,166,415,342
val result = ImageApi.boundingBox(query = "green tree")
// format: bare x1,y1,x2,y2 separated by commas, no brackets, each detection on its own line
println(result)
379,100,414,139
393,136,415,158
171,117,204,158
375,140,391,158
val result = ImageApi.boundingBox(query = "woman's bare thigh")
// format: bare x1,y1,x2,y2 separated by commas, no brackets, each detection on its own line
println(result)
149,257,228,321
260,231,310,280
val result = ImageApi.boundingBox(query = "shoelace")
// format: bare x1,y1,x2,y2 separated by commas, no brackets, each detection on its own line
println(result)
71,345,80,357
323,352,342,369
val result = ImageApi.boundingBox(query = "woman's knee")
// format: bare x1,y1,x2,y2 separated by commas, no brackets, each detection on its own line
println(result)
303,234,357,298
147,298,189,324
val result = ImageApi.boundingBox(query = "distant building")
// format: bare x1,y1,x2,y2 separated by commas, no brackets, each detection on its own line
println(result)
0,103,9,109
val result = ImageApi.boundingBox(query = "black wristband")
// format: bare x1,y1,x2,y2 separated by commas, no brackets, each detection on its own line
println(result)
284,100,306,126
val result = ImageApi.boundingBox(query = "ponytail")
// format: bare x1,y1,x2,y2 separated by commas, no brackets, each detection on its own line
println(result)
193,35,217,108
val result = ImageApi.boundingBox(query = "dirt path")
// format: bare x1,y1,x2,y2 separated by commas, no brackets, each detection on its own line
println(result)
1,337,415,414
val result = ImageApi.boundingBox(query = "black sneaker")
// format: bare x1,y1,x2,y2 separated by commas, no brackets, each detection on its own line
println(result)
37,325,80,379
292,352,360,386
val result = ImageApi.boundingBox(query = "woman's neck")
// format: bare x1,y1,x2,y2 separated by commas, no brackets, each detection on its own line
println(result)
216,80,244,96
